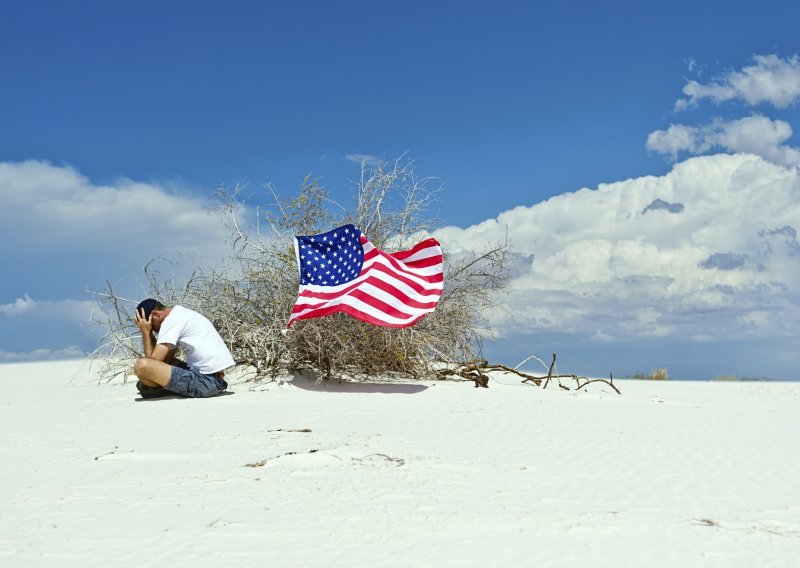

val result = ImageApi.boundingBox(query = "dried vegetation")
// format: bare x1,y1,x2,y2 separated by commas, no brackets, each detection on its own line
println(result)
89,159,512,383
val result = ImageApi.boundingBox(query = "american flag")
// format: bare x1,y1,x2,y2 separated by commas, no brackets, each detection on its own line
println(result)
287,224,444,328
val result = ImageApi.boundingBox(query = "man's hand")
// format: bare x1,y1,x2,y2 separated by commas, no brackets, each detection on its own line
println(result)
134,307,158,359
133,307,153,336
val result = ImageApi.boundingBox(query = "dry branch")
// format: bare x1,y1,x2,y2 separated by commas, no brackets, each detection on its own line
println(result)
437,352,621,394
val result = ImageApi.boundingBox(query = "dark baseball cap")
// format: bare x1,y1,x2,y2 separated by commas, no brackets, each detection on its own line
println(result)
136,298,158,318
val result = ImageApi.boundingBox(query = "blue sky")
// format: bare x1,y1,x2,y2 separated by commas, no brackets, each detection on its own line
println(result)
2,1,799,378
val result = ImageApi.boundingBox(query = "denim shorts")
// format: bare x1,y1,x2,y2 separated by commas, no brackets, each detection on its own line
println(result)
167,365,228,398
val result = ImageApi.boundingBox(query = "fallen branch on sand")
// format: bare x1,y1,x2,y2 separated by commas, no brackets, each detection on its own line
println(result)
244,448,327,467
436,353,621,394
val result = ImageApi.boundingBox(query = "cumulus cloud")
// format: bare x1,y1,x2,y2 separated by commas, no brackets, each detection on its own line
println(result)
0,160,238,300
0,160,230,256
646,115,800,167
645,124,705,159
0,294,37,316
676,54,800,110
434,153,800,345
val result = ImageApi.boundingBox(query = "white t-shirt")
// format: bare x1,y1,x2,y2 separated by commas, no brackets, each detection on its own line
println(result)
156,306,235,375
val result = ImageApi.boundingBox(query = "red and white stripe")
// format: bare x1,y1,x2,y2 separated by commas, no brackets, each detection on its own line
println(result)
287,235,444,327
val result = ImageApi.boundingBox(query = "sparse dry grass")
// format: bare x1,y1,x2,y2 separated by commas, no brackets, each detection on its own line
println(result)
623,368,670,380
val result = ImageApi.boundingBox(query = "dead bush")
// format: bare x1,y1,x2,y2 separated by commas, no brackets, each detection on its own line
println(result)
89,158,510,382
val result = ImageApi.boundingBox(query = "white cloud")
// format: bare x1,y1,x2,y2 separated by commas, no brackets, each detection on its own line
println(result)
345,153,384,166
645,124,709,160
0,294,36,316
646,115,800,167
0,160,231,255
434,153,800,344
676,54,800,110
0,346,85,363
0,160,239,299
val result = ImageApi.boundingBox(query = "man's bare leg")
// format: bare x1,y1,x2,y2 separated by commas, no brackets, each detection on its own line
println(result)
134,358,173,388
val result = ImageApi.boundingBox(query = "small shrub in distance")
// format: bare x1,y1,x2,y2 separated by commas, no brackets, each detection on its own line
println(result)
650,368,669,380
711,374,739,382
622,368,669,380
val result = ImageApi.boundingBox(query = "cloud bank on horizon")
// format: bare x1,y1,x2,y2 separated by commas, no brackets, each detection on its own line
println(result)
439,153,799,343
438,54,800,372
1,53,799,375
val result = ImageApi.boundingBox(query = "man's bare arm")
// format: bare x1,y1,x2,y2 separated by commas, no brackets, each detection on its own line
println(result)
150,343,173,363
134,308,157,357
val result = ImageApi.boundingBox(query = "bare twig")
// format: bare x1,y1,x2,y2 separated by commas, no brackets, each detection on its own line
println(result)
543,353,557,389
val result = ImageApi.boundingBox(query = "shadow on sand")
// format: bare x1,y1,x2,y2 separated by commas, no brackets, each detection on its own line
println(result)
134,391,236,402
287,374,429,395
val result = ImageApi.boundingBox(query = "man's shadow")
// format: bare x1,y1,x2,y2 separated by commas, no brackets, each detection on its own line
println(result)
135,391,236,402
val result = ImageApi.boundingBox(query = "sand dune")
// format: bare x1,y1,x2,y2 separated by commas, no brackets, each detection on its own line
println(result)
1,360,798,567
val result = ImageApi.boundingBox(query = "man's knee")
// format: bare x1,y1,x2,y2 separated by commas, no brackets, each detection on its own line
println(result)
134,357,157,375
134,357,148,377
134,357,172,387
134,357,163,379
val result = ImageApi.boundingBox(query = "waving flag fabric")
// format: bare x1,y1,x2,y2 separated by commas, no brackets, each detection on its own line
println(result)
288,224,443,327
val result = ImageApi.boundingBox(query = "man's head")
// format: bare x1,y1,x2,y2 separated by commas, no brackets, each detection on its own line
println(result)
136,298,170,331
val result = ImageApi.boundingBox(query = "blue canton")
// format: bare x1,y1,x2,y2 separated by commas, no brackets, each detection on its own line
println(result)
296,224,365,286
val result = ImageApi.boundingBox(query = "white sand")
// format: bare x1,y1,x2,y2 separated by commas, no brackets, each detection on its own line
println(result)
1,360,798,567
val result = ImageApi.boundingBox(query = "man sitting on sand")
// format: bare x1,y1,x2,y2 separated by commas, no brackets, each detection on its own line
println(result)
133,298,235,399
